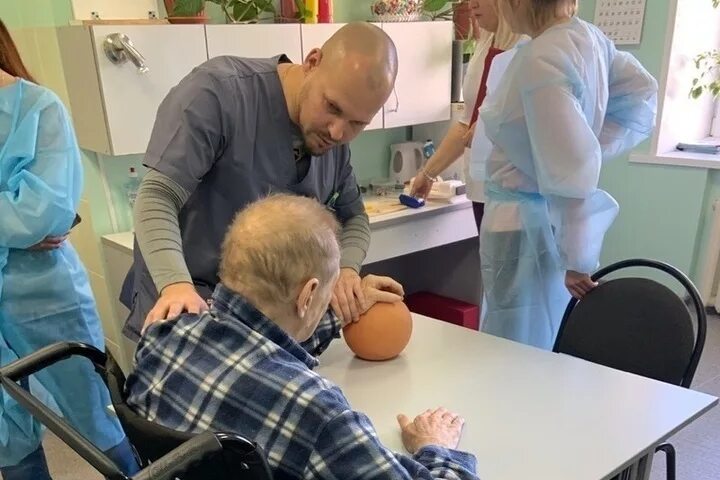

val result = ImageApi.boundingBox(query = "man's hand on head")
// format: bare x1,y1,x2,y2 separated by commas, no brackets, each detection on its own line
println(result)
142,282,209,334
331,268,365,326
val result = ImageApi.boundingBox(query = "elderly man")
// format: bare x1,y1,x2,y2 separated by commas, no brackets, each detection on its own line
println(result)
126,194,479,480
121,22,399,341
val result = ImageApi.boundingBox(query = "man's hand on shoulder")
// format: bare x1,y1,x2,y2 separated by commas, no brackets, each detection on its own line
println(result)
142,282,209,333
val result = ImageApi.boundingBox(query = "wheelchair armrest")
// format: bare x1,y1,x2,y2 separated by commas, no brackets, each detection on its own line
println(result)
132,432,223,480
0,342,106,381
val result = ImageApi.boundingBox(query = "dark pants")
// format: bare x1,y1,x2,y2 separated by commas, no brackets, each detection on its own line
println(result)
472,202,484,234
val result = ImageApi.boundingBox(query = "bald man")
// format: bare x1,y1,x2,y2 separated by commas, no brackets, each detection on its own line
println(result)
120,23,399,341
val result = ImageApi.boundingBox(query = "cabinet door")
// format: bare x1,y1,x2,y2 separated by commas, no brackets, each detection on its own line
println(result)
206,24,302,63
301,23,384,131
91,25,208,155
383,21,452,128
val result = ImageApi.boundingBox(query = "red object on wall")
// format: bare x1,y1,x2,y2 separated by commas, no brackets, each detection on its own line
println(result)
405,292,480,331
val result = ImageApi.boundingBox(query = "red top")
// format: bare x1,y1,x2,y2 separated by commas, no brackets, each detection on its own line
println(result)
470,46,505,125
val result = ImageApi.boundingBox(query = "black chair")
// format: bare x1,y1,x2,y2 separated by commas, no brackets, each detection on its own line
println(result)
553,259,707,480
0,342,273,480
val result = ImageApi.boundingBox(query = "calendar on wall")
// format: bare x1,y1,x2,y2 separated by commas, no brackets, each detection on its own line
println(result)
593,0,647,45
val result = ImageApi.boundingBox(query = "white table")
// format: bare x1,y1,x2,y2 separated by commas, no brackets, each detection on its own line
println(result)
316,314,718,480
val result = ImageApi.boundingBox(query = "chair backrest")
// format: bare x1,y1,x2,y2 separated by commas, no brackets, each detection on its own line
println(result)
103,354,195,462
553,259,706,388
0,342,273,480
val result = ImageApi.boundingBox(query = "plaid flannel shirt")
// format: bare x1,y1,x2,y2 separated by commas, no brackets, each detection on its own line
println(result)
126,284,478,479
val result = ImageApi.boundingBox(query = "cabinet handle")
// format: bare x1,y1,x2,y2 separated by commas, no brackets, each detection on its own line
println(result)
103,33,150,74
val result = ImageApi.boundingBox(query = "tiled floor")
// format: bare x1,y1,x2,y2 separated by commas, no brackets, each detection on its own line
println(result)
11,317,720,479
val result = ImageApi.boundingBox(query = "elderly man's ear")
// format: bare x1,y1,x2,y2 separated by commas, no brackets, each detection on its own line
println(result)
297,278,320,319
359,275,405,314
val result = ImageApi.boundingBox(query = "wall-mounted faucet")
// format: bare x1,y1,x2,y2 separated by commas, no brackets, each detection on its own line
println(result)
103,33,149,74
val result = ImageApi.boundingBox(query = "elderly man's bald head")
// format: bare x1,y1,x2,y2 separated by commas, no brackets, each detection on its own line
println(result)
293,22,399,155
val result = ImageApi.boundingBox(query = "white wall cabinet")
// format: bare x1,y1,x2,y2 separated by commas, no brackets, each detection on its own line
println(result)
58,22,452,155
383,21,452,128
206,24,302,63
57,25,208,156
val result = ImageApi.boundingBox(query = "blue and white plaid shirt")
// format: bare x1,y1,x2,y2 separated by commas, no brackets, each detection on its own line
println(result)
126,284,478,479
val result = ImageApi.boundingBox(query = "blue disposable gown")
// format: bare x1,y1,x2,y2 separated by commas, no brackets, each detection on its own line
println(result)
0,79,124,466
473,18,658,349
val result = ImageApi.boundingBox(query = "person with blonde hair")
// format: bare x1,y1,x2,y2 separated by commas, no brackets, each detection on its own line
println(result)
411,0,523,229
126,194,481,479
475,0,658,348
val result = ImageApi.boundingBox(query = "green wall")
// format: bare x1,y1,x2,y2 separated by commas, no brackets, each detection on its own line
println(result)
4,0,717,285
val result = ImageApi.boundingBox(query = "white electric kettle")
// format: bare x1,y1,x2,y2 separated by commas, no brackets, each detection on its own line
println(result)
389,142,424,184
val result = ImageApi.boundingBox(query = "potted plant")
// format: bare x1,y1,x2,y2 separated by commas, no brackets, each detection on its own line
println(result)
164,0,210,23
171,0,276,24
690,0,720,99
421,0,460,21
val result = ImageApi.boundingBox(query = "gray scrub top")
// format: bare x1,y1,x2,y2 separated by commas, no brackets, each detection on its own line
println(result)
121,55,365,340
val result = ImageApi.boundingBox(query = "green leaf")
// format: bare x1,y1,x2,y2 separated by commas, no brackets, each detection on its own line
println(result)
691,86,704,99
233,0,259,21
171,0,205,16
422,0,449,13
257,0,275,14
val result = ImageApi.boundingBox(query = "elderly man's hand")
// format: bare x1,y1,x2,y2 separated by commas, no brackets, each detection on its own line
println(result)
331,268,365,325
142,282,209,333
397,407,465,454
359,274,404,315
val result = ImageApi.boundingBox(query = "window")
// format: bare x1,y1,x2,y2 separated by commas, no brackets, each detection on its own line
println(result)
631,0,720,168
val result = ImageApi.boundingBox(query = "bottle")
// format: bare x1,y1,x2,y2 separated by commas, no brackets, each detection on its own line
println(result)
125,167,141,209
305,0,318,23
318,0,333,22
422,139,436,161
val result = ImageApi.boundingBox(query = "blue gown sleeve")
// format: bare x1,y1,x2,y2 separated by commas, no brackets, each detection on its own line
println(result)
599,50,658,161
520,63,618,274
0,95,81,249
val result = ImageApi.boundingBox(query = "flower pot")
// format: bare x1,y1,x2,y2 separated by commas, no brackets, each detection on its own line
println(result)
164,0,210,23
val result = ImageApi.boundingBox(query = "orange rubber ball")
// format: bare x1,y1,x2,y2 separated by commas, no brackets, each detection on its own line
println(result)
343,301,413,361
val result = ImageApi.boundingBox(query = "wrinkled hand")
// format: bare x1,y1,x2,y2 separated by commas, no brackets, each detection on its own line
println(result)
565,270,598,299
331,268,365,326
359,274,404,314
397,407,465,454
143,282,209,333
27,234,69,251
409,171,434,200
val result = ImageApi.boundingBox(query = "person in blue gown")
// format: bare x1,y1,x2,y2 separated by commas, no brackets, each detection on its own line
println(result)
0,19,138,478
472,0,658,349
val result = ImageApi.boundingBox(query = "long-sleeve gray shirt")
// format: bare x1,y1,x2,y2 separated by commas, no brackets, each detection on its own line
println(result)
120,55,369,341
135,169,370,293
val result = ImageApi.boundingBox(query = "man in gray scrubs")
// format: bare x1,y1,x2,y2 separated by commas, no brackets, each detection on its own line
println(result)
121,22,398,340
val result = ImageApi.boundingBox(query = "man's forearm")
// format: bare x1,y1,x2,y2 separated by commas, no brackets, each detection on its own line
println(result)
339,212,370,272
134,169,193,292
